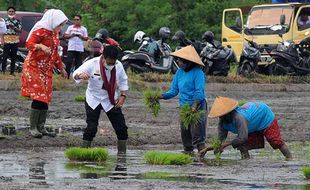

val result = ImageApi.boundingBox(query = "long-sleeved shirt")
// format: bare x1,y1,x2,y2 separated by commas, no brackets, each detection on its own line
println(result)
218,102,275,148
73,56,128,112
162,66,206,106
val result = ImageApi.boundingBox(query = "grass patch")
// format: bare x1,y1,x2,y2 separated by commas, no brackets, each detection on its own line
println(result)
180,104,202,130
144,151,192,165
65,147,109,162
74,95,86,102
302,166,310,179
143,89,161,117
17,95,31,101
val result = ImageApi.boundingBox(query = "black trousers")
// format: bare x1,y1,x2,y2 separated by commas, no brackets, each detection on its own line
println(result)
65,51,83,78
83,102,128,141
1,43,18,73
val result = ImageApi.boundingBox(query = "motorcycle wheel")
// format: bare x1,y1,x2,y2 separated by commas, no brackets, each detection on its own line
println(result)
267,63,286,76
237,62,254,76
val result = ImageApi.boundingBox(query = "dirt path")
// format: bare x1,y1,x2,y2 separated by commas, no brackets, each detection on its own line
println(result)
0,82,309,149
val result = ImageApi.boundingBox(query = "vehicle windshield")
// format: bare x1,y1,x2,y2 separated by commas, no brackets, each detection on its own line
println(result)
245,6,293,35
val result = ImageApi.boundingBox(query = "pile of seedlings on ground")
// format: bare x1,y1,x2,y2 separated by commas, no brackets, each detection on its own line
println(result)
302,166,310,179
180,104,202,130
144,151,192,165
143,89,161,117
74,95,86,102
65,147,109,162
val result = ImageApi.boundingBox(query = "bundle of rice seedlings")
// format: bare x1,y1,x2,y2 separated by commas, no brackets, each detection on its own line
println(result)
144,151,192,165
302,166,310,179
65,147,108,162
238,100,247,106
143,89,161,117
211,138,222,165
74,95,86,102
180,104,202,129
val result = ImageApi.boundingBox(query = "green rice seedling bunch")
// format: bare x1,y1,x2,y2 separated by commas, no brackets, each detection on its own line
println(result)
65,147,108,162
302,166,310,179
74,95,86,102
238,100,247,106
211,138,222,165
144,151,192,165
143,89,161,117
180,104,202,130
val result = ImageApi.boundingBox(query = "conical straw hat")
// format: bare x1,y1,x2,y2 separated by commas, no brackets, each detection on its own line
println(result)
171,45,204,67
208,96,239,118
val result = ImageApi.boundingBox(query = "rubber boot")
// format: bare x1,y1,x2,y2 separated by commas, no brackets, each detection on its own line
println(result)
38,110,56,137
279,144,292,160
117,140,127,155
82,140,92,148
30,109,43,138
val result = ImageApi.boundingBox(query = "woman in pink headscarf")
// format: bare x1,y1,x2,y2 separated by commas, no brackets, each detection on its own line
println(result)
21,9,68,138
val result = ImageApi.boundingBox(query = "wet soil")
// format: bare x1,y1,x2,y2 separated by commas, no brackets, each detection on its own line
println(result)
0,81,309,148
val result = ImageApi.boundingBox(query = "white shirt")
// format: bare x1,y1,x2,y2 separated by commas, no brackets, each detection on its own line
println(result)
65,25,88,52
73,57,129,112
298,16,310,26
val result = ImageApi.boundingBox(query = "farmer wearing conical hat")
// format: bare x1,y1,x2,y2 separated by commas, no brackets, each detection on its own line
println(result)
203,96,292,160
159,45,207,156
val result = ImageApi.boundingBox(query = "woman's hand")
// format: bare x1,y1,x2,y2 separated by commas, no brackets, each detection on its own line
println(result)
60,68,68,79
37,44,51,54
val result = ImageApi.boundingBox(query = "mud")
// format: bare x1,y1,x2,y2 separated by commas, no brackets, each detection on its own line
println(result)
0,82,309,148
0,81,310,189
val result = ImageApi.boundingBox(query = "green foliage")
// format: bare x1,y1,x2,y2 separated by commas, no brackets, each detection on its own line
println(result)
144,151,192,165
65,147,109,162
143,89,161,117
238,100,247,106
17,96,31,101
211,138,222,165
74,95,86,102
180,104,202,130
302,166,310,179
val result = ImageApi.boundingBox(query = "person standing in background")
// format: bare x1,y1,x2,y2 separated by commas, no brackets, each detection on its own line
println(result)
64,15,88,78
1,6,22,75
0,17,7,45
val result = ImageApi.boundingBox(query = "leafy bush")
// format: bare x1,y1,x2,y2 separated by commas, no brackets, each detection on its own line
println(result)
144,151,192,165
65,147,108,162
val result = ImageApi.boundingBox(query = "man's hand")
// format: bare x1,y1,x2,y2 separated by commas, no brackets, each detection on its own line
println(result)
115,95,126,108
219,141,232,152
76,72,90,80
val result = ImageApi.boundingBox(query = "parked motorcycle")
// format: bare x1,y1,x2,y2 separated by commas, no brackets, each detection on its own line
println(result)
268,34,310,76
200,42,234,76
237,38,261,75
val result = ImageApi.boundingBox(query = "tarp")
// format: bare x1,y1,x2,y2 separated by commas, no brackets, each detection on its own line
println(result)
272,0,310,3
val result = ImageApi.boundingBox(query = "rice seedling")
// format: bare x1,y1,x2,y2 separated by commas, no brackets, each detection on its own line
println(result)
143,89,161,117
211,138,222,165
180,104,202,130
144,151,192,165
302,166,310,179
17,95,31,101
65,147,109,162
74,95,86,102
65,162,111,177
238,100,247,106
141,171,189,181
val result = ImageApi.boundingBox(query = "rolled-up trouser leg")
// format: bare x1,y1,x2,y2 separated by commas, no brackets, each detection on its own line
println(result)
191,99,207,150
83,102,101,141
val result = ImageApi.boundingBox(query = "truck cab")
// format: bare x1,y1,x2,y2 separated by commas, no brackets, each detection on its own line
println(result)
222,2,310,72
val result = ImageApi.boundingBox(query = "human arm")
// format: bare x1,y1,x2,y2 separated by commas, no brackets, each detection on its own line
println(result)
192,69,205,111
161,71,179,100
115,62,129,108
72,58,93,83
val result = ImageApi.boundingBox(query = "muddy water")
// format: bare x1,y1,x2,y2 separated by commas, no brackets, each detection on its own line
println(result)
0,145,309,190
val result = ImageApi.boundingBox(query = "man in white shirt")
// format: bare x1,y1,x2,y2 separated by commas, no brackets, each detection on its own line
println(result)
64,15,88,78
73,45,129,154
298,12,310,30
